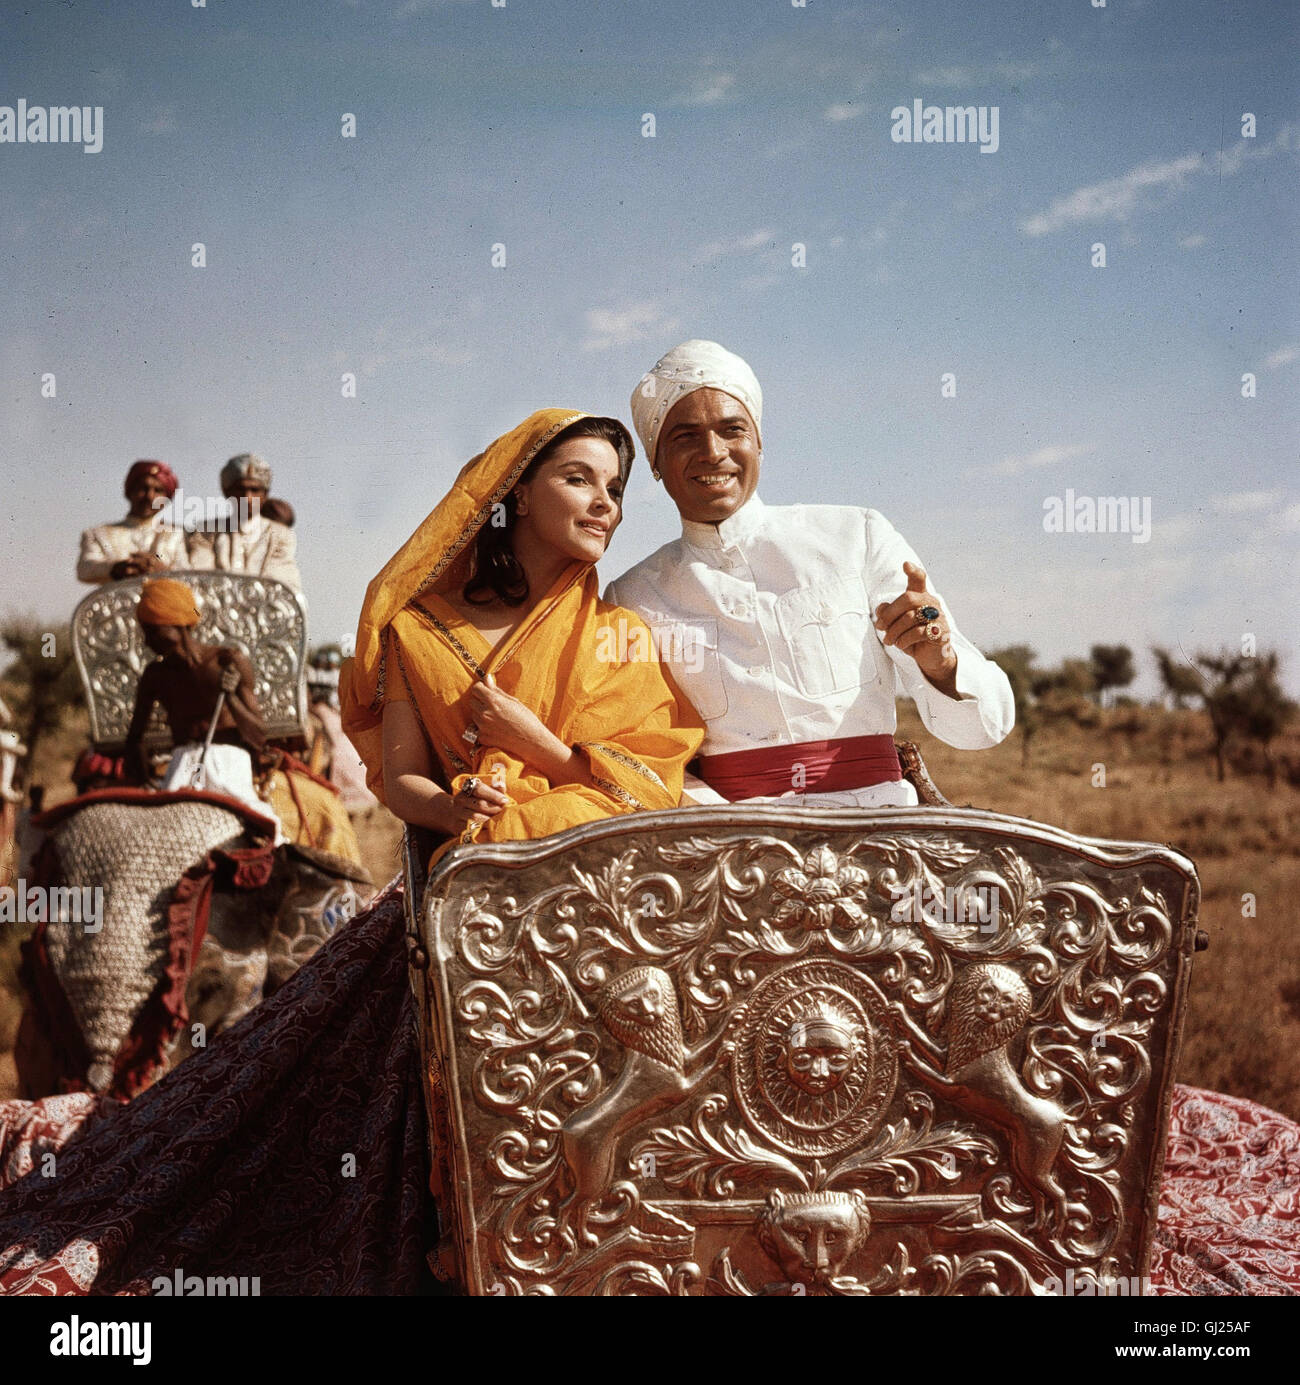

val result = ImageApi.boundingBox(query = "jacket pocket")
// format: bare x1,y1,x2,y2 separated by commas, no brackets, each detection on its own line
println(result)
648,618,729,722
774,577,881,699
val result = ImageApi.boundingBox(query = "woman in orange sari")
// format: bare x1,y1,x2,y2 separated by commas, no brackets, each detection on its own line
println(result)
0,410,703,1296
342,407,703,850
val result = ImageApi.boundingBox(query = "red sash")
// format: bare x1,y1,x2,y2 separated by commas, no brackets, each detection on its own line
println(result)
696,734,902,802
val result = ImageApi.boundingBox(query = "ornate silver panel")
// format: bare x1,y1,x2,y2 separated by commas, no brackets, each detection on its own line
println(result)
71,573,308,752
418,805,1199,1296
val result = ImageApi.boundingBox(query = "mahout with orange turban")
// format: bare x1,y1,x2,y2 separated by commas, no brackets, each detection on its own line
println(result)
136,578,200,628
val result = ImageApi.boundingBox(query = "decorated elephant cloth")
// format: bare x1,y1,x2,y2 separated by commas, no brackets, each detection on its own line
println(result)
0,884,428,1295
0,881,1295,1295
260,751,365,865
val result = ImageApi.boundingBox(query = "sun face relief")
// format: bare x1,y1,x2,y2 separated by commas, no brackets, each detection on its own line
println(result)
783,1015,859,1096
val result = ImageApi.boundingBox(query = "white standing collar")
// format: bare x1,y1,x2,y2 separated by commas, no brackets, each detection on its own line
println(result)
681,493,767,553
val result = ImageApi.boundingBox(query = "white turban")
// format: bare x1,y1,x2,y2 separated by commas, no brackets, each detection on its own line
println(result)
221,452,272,494
630,339,763,467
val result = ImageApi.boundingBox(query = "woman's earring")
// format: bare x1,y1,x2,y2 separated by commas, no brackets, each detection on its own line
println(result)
651,467,661,481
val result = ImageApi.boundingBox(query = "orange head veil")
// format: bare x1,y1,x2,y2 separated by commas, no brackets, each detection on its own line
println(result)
340,408,633,768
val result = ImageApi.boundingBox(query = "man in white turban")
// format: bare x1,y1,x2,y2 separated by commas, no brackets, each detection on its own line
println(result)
186,452,302,591
605,339,1014,807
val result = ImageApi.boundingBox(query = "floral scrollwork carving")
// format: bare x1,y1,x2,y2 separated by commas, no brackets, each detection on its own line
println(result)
425,809,1197,1294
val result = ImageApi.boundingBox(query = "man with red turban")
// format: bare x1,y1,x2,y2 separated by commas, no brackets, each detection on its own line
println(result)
76,460,187,584
124,578,284,840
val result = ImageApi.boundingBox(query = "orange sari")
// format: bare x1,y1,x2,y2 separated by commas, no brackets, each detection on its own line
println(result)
340,409,703,849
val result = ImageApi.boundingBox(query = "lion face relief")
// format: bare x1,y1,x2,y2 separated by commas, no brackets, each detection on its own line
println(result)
756,1190,871,1288
595,966,684,1072
946,963,1033,1073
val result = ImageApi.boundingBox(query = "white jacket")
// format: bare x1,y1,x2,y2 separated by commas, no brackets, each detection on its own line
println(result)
605,494,1014,805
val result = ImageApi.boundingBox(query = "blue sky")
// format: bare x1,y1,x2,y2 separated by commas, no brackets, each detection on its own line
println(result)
2,0,1296,697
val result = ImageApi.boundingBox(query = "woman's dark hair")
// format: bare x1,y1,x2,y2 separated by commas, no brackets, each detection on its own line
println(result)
463,416,633,607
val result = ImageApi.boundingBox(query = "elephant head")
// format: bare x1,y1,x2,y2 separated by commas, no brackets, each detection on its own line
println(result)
20,797,372,1096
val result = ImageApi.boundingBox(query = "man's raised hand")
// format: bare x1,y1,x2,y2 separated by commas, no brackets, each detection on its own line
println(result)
872,560,958,688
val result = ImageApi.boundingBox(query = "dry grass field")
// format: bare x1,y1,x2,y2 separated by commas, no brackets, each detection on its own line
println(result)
2,702,1297,1118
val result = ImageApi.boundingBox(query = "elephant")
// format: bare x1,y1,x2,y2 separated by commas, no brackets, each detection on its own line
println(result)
15,792,373,1098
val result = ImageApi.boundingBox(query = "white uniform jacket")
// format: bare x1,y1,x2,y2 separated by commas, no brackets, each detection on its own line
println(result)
186,517,302,592
76,517,188,585
605,494,1013,806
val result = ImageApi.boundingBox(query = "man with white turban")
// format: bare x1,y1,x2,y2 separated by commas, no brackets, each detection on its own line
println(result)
605,339,1014,807
186,452,302,591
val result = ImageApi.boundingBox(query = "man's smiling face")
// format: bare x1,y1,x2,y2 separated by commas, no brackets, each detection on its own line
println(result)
655,387,761,525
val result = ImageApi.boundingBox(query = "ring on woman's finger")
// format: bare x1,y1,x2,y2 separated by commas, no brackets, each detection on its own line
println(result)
924,622,943,642
916,605,940,624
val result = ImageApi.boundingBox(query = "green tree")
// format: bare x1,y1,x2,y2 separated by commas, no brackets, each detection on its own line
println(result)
1222,653,1294,789
0,619,82,771
1031,658,1100,730
1179,649,1292,784
987,645,1038,767
1045,658,1097,699
1192,651,1248,782
1151,646,1203,710
1090,644,1135,708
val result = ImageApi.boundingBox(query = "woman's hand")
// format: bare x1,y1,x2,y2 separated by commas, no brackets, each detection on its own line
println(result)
384,700,512,833
464,674,554,763
432,776,511,836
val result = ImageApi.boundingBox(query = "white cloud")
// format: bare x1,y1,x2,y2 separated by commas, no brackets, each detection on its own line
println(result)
824,102,864,122
674,70,736,107
741,271,783,295
1211,490,1282,515
1264,344,1299,370
1022,125,1298,237
398,0,475,15
581,302,678,353
915,59,1039,87
1271,503,1300,534
695,227,776,264
1149,512,1204,546
987,442,1092,477
1179,233,1206,249
915,65,972,87
1021,152,1202,237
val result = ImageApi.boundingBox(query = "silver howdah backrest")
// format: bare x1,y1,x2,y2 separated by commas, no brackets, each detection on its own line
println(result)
411,804,1200,1296
71,572,309,754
